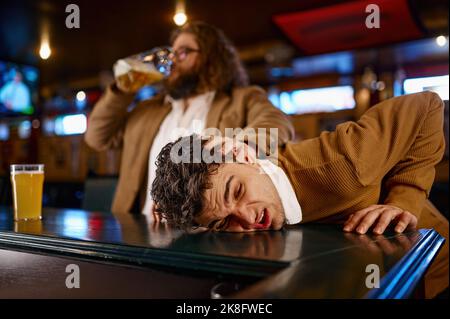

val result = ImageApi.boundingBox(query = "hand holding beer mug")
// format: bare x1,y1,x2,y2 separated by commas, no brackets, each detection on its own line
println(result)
113,47,173,94
10,164,44,221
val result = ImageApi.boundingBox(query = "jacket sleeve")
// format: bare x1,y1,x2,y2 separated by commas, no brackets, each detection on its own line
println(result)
334,91,445,219
383,184,428,218
84,83,135,151
236,86,295,157
382,94,445,218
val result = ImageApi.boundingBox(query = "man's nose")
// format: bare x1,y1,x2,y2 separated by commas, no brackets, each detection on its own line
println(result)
229,205,255,229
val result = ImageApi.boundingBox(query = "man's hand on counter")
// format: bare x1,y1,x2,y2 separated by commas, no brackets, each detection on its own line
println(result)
343,204,418,235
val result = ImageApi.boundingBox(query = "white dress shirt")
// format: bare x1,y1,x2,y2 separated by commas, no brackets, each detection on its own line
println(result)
142,91,216,217
257,159,303,225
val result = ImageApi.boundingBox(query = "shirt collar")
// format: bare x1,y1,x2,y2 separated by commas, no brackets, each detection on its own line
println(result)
256,159,302,225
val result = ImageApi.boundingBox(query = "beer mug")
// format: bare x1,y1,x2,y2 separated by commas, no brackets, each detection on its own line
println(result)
113,46,173,93
10,164,44,221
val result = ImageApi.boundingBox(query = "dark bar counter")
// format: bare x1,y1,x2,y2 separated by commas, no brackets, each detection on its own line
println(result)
0,207,444,298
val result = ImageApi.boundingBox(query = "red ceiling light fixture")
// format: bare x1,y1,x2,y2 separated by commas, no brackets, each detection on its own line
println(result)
273,0,425,56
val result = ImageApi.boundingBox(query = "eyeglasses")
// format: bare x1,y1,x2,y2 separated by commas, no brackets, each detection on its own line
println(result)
170,47,200,62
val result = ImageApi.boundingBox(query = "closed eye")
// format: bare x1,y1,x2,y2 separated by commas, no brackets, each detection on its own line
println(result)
216,216,230,231
207,219,219,229
235,183,242,200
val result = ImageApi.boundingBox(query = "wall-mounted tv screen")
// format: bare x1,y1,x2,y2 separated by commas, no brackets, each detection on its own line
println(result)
0,61,39,115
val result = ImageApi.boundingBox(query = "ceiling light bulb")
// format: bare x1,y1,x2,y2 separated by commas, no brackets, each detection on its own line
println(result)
76,91,86,101
436,35,447,47
39,42,51,59
173,12,187,26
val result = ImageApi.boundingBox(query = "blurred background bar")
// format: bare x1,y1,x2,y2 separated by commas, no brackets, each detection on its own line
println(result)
0,0,448,216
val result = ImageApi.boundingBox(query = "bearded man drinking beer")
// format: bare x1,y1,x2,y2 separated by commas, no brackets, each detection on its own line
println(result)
85,21,294,217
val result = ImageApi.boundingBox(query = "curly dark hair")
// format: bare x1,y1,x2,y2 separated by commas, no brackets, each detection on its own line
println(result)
150,135,221,230
170,21,249,94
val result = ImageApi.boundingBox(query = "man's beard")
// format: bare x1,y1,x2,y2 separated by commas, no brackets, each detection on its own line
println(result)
163,69,200,100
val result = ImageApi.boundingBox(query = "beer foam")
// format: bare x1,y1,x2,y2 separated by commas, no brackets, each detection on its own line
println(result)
113,58,155,77
11,171,44,174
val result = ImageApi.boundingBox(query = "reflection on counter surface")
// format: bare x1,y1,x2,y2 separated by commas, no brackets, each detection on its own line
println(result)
0,206,435,299
0,206,414,263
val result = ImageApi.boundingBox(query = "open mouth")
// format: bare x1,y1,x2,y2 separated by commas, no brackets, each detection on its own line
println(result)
253,209,271,230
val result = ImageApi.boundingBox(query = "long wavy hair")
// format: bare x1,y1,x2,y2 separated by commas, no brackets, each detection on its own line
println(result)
170,21,249,94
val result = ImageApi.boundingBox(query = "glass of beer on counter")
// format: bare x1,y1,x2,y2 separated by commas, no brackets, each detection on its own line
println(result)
10,164,45,221
113,46,173,93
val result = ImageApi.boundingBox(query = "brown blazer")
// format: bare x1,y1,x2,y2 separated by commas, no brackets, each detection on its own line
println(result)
278,92,448,298
85,84,295,214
